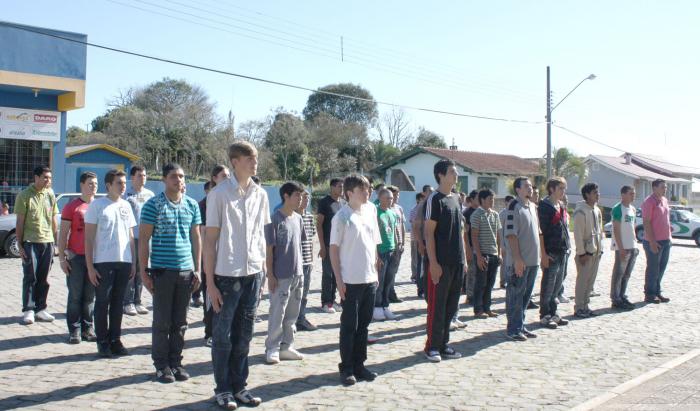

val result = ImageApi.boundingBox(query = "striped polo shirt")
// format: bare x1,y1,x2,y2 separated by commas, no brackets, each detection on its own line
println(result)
469,207,501,255
140,192,201,270
300,210,316,266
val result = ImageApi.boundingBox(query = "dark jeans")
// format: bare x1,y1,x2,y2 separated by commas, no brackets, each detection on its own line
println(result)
557,252,571,299
643,240,671,298
321,254,337,305
375,250,397,307
66,255,95,333
201,271,213,339
417,255,427,298
506,265,538,336
611,249,638,303
21,242,53,312
94,262,131,344
297,264,313,323
124,238,143,306
425,263,464,352
211,273,260,395
339,282,377,374
388,249,402,301
152,269,194,369
473,254,500,314
539,253,567,318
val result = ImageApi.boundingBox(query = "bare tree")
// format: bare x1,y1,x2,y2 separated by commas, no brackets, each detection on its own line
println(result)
377,107,413,150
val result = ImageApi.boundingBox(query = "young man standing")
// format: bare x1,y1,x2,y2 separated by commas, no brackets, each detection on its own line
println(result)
59,171,98,343
317,178,344,313
642,179,672,304
330,174,381,385
205,141,267,409
123,165,155,316
409,192,425,285
296,189,317,331
470,189,502,319
15,166,59,325
573,183,604,318
610,185,638,310
387,185,405,304
412,185,434,299
504,177,542,341
462,190,479,305
85,170,137,357
424,160,466,362
139,163,201,383
538,177,571,329
498,195,515,289
374,188,399,321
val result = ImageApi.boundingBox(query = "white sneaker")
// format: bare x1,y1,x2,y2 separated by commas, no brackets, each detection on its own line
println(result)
35,310,54,322
453,318,467,329
449,320,458,331
265,350,280,364
279,347,304,361
321,304,336,314
373,307,386,321
123,304,137,316
383,307,399,320
333,303,343,312
135,304,149,314
22,310,35,325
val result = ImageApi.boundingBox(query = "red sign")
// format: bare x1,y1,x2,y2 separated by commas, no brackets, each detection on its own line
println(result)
34,114,57,123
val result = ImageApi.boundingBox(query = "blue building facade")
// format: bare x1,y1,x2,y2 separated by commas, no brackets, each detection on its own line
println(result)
65,144,139,193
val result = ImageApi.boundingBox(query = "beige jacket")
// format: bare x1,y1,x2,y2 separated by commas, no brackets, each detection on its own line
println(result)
573,201,604,255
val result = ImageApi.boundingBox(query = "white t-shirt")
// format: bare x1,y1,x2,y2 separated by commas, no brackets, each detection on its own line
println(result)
84,197,137,264
330,202,382,284
611,202,637,251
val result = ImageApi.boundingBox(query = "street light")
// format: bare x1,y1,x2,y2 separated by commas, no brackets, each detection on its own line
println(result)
546,67,596,179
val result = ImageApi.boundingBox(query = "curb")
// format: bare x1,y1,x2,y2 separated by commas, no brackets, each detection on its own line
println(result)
570,348,700,411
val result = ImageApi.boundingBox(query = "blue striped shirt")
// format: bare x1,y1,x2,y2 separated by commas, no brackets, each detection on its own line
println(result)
140,193,201,270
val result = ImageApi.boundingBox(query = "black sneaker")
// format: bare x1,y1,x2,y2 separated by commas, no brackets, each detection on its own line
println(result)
507,333,527,341
527,300,539,309
97,342,112,358
622,299,636,310
296,318,318,331
81,328,97,342
658,295,670,303
522,329,537,339
68,330,81,344
340,371,357,386
215,393,237,410
110,340,129,356
354,366,378,381
172,366,190,381
645,296,661,304
156,367,176,383
440,346,462,359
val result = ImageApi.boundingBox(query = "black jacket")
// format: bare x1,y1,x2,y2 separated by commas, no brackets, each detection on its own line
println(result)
538,197,571,255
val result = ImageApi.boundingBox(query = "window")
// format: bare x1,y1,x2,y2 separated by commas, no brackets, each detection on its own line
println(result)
477,177,498,194
457,176,469,193
0,139,51,212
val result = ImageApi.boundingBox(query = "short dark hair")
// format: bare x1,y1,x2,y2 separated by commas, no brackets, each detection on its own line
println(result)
415,193,423,201
433,159,455,184
104,169,126,185
504,195,515,203
652,179,666,188
513,177,529,192
621,185,634,194
279,181,304,200
162,163,183,178
468,190,478,200
211,164,228,179
329,177,343,187
33,166,51,177
251,175,261,184
421,184,432,193
546,177,567,195
79,171,97,184
478,189,495,204
129,165,145,176
203,181,212,191
581,182,599,199
387,185,399,194
343,174,370,198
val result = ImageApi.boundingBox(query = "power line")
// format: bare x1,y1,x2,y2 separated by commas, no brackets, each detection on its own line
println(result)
1,21,543,124
553,124,626,152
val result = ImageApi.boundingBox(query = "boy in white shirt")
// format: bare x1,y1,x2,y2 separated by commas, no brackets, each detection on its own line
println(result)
610,185,638,310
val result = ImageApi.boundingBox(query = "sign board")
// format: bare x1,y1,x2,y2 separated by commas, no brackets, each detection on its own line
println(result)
0,106,61,142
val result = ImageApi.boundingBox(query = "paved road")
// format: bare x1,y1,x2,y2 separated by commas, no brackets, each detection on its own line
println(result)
0,236,698,410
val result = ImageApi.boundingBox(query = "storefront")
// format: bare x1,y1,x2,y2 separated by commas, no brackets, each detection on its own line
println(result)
0,21,87,210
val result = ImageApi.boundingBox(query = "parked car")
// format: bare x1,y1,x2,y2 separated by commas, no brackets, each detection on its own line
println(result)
603,207,700,247
0,193,106,258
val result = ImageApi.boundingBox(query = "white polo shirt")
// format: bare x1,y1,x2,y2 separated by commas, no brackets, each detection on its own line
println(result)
206,177,270,277
330,202,382,284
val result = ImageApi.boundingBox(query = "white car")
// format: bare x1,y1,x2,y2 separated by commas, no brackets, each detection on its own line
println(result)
604,207,700,247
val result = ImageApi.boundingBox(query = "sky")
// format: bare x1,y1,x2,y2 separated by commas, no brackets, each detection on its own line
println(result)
4,0,700,167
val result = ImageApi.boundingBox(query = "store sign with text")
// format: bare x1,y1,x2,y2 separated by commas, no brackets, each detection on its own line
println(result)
0,106,61,142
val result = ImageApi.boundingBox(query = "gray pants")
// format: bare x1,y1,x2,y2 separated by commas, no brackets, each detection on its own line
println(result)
611,249,638,304
574,254,602,312
265,275,303,352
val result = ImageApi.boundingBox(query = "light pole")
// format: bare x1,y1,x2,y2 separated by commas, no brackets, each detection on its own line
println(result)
546,67,596,179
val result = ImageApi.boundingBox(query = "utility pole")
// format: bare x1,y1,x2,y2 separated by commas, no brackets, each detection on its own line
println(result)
546,66,552,180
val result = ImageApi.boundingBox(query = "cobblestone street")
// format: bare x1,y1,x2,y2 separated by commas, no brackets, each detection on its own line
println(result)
0,236,698,410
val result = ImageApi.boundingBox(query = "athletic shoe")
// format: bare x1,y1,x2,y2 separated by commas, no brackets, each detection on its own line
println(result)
658,295,670,303
590,291,601,297
82,328,97,342
540,315,558,329
156,367,176,383
215,392,237,410
372,307,386,321
321,304,336,314
522,329,537,338
383,307,399,320
558,295,570,303
97,343,112,358
622,299,636,310
527,300,539,309
574,309,590,318
35,310,54,322
486,311,499,318
440,346,462,359
172,366,190,381
206,337,213,347
645,296,661,304
507,333,527,342
424,349,442,363
552,314,569,326
340,371,357,386
234,389,262,406
191,297,204,308
475,312,489,319
296,318,317,331
279,348,304,361
110,340,129,356
68,330,81,344
123,304,137,316
354,366,378,381
611,301,625,310
333,303,343,312
22,310,34,325
449,320,458,331
135,304,149,314
454,318,467,328
265,350,280,364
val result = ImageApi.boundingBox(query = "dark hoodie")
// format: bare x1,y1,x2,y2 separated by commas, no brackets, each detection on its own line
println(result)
538,196,571,255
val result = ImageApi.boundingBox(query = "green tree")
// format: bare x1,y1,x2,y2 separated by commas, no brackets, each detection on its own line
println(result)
265,112,311,181
302,83,378,127
409,127,447,149
552,147,587,187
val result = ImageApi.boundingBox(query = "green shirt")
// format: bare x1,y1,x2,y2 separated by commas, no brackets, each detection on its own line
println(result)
377,207,397,253
14,184,58,243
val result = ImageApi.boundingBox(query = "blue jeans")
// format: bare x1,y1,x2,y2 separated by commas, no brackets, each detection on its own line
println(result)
643,240,671,298
211,273,261,395
21,242,53,312
539,252,567,318
65,255,95,333
506,265,538,336
375,250,397,307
